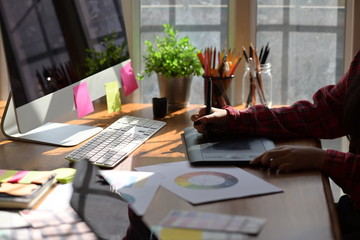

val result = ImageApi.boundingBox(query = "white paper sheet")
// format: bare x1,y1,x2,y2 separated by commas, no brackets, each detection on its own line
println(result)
136,161,282,204
0,211,30,229
100,170,164,216
37,183,73,210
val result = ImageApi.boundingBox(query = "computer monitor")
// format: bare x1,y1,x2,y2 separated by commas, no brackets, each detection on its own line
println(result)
0,0,129,146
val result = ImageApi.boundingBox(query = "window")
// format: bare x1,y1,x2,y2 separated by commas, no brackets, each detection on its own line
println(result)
139,0,229,104
137,0,345,106
257,0,345,105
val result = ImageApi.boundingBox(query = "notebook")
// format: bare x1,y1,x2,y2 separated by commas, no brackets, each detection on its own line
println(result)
0,170,57,209
183,127,275,165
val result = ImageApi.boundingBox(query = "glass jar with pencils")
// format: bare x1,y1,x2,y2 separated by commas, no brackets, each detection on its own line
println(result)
242,62,272,108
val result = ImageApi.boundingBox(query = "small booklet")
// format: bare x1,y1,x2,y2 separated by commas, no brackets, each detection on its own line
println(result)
183,127,275,165
0,170,57,209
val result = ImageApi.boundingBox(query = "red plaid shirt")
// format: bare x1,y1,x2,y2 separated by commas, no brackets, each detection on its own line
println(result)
225,51,360,207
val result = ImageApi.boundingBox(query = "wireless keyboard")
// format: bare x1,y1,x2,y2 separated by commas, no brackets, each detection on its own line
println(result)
65,115,166,168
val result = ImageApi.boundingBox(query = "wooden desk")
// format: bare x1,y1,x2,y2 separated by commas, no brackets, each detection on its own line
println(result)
0,102,341,240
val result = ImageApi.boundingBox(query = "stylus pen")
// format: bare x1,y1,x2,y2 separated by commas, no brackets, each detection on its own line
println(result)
206,78,212,115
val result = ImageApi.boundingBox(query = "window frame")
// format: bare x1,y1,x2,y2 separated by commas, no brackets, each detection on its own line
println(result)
1,0,359,102
345,0,360,69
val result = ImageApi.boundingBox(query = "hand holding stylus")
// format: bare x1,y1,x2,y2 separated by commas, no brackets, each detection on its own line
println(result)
191,78,230,134
191,107,229,134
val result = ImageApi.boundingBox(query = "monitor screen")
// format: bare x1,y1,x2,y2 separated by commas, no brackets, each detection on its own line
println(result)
0,0,129,146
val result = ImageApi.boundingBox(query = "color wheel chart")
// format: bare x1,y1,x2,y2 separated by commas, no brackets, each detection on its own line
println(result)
175,171,238,189
137,161,282,205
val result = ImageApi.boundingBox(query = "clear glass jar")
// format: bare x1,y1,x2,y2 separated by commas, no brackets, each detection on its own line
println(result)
242,63,272,108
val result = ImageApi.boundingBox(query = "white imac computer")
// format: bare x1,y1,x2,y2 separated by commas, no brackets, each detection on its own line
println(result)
0,0,129,146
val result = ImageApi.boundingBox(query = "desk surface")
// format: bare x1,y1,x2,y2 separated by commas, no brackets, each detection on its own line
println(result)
0,102,341,240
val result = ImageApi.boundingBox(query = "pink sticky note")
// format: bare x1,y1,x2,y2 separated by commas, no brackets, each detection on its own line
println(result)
73,82,94,118
8,171,28,183
120,61,138,96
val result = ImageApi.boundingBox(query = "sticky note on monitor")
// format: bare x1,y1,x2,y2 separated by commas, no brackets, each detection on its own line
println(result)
73,82,94,118
120,61,138,96
105,81,121,113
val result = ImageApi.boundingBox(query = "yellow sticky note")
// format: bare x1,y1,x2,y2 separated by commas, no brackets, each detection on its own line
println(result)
52,168,76,184
0,170,18,183
159,228,202,240
105,81,121,113
24,172,53,184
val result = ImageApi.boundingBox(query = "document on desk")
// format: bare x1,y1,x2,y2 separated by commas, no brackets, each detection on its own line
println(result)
136,161,282,205
36,183,73,210
100,170,164,216
0,211,30,229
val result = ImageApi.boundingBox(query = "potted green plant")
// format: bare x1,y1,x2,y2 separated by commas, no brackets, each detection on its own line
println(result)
139,24,203,109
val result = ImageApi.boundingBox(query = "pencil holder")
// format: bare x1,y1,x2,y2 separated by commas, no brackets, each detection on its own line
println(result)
203,75,234,109
242,63,272,108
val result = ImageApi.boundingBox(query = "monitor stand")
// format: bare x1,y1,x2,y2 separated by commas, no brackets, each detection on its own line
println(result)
1,95,103,147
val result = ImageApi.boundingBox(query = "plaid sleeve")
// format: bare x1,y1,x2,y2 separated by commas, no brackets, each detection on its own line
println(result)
225,50,360,139
224,83,345,139
324,149,360,208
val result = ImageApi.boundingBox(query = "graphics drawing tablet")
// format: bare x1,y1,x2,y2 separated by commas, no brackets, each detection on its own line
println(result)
183,127,275,166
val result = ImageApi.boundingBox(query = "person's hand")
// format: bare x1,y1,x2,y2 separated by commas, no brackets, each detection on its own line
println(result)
190,107,229,134
250,145,326,172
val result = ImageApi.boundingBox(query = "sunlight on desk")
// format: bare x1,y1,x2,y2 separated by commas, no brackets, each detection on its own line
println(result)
0,102,341,240
0,140,13,145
